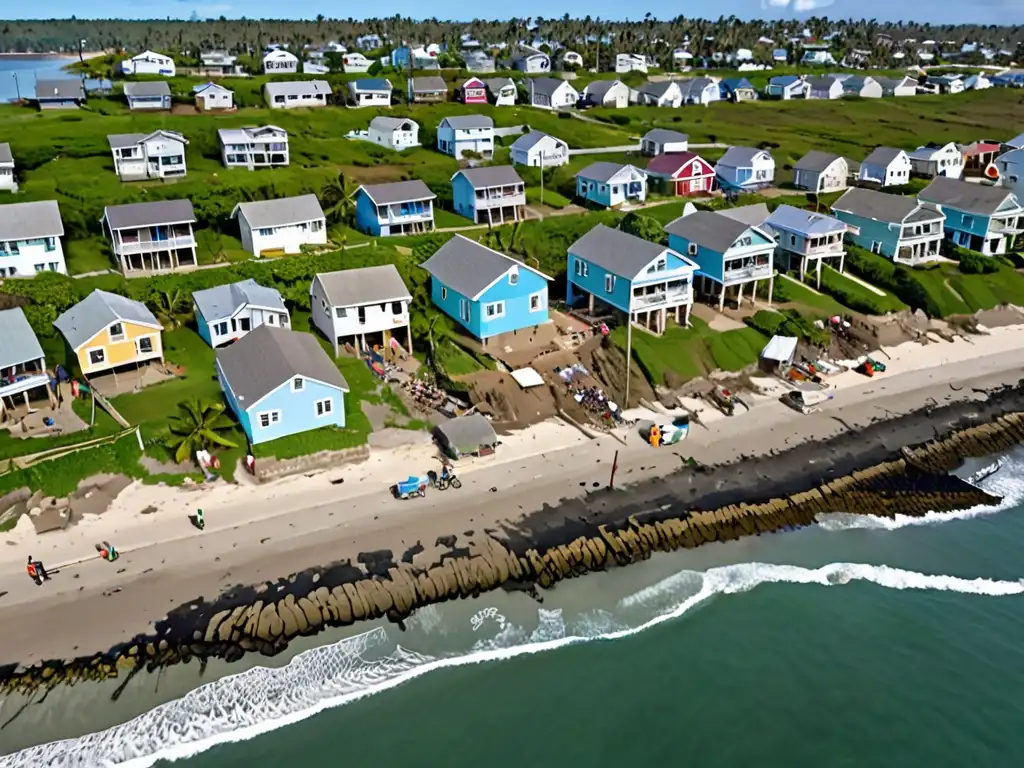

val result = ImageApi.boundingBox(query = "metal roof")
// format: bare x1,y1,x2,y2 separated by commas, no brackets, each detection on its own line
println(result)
410,76,447,92
441,115,493,130
0,143,11,164
0,200,64,240
764,204,847,236
831,188,943,224
357,180,435,206
646,151,709,177
483,78,515,91
569,224,670,279
107,130,185,150
349,78,392,92
264,80,333,97
716,203,770,227
453,165,523,189
215,326,348,407
0,308,44,368
218,125,287,144
34,78,85,101
862,146,906,167
104,199,195,231
435,413,498,453
192,279,286,323
584,79,623,98
314,264,412,307
805,76,839,90
793,150,844,174
665,210,764,253
232,194,324,229
510,130,565,153
420,235,549,300
123,81,171,98
53,290,160,350
643,128,689,145
716,146,767,168
918,176,1020,216
369,116,418,133
575,161,638,183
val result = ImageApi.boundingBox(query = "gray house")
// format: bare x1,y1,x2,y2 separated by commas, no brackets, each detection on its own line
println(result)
33,78,86,109
123,81,172,111
408,76,447,103
193,279,290,348
0,307,54,415
0,143,15,192
792,151,849,194
310,264,413,355
641,129,689,156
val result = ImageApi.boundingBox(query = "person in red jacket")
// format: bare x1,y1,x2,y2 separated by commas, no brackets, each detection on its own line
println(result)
26,556,50,585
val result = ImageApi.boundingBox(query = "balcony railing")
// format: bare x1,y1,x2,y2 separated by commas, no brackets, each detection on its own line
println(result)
384,207,433,224
724,265,773,283
800,242,846,257
117,235,196,254
0,372,49,398
632,289,692,309
900,227,942,240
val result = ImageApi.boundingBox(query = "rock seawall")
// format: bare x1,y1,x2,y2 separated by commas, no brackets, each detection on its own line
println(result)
3,394,1024,699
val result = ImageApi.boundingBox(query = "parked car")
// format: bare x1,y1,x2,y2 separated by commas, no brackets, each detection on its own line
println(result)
575,96,596,110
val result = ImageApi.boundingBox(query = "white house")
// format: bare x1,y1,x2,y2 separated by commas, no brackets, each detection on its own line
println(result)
368,116,419,150
310,265,413,355
484,78,517,106
964,73,992,90
909,142,964,180
877,76,918,97
806,76,843,100
193,82,234,111
792,151,849,194
193,279,291,348
583,79,629,108
218,126,289,170
859,147,912,187
264,80,332,109
107,130,187,181
0,143,16,193
342,52,372,73
123,81,171,111
0,200,66,276
996,149,1024,200
232,194,327,256
678,77,720,106
263,49,299,74
510,131,569,168
347,78,392,108
842,76,883,98
513,46,550,73
562,51,584,68
714,146,776,191
635,80,683,107
641,129,689,156
529,77,578,109
436,115,494,159
121,50,175,76
616,53,648,73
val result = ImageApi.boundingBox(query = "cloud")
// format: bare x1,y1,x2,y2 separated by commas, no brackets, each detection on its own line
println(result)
762,0,838,10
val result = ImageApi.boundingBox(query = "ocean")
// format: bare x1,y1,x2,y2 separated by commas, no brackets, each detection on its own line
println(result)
0,57,76,102
1,452,1024,766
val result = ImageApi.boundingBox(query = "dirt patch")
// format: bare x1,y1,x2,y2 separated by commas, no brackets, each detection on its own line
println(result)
461,370,558,431
170,104,200,116
577,336,657,408
972,306,1024,329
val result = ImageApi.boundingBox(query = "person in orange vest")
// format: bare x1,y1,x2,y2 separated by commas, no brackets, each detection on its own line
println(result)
26,556,50,586
96,542,119,562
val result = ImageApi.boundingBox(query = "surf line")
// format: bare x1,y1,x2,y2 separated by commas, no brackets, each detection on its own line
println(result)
5,401,1024,700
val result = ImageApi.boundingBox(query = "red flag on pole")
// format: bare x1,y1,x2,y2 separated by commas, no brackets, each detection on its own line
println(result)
609,450,619,489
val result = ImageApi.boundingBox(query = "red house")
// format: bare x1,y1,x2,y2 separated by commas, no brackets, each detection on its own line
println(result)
645,152,717,196
459,77,488,105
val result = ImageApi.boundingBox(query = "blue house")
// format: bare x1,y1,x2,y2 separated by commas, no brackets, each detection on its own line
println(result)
215,325,349,445
420,234,552,345
567,224,698,334
719,78,757,102
830,187,945,265
354,180,436,236
765,75,807,99
451,166,526,225
917,176,1023,255
665,210,777,311
575,162,647,208
193,279,290,348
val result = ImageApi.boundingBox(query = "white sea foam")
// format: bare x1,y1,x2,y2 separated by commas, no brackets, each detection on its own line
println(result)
4,561,1021,768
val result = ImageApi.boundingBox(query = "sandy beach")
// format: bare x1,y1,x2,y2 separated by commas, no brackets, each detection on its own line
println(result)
1,324,1024,667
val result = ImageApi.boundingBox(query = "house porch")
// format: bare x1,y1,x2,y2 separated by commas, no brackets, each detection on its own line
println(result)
566,281,692,337
119,246,197,273
778,247,845,289
87,359,174,397
385,219,435,236
475,204,523,225
893,238,943,266
338,324,413,359
696,273,774,312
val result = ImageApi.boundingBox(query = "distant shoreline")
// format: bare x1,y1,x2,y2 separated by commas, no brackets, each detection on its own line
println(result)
0,51,105,60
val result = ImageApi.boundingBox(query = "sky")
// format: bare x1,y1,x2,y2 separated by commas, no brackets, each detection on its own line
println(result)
5,0,1023,25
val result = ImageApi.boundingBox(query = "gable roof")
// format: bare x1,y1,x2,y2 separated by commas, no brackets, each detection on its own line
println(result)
569,224,676,280
34,78,85,101
194,82,232,96
357,180,435,205
793,150,844,174
769,75,802,86
192,279,286,322
716,203,770,227
576,161,640,183
410,76,447,92
369,116,417,133
832,187,942,224
764,204,847,235
264,80,333,97
218,125,287,144
1007,133,1024,150
216,326,348,406
529,77,570,98
0,143,11,164
646,151,711,177
665,210,768,252
862,146,907,167
643,128,689,145
918,176,1020,216
123,81,171,98
484,77,515,92
721,77,754,90
53,290,160,350
350,77,392,92
584,79,623,98
0,200,64,240
315,264,412,307
805,75,839,90
510,130,564,153
107,130,186,149
231,194,324,229
0,308,44,368
104,199,195,230
909,143,957,160
453,165,523,189
638,80,679,98
717,146,769,168
441,115,493,130
421,235,551,301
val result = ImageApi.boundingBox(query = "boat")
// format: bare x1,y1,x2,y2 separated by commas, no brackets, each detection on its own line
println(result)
966,456,1006,486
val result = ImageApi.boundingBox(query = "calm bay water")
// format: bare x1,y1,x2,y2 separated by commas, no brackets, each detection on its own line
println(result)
0,57,77,102
2,452,1024,766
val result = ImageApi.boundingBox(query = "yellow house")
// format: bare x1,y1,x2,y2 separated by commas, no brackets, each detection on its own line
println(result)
53,289,164,376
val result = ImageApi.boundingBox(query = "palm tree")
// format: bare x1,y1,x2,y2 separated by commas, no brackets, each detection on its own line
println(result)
164,400,239,464
320,172,358,227
153,287,191,329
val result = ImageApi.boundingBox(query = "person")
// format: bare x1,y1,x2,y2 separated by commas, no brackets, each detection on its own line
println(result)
96,542,119,562
195,508,205,530
26,557,40,586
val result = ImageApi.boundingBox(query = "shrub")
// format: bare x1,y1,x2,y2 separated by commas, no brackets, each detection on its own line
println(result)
608,114,630,125
557,111,572,119
957,250,999,275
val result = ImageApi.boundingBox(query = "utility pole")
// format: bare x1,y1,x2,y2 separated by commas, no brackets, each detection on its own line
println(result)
624,310,633,408
539,148,544,205
10,73,20,102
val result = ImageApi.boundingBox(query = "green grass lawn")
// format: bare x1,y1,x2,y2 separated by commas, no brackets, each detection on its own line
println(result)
811,266,909,315
65,235,115,275
773,275,848,317
434,209,473,228
0,392,123,462
526,187,572,209
194,228,251,265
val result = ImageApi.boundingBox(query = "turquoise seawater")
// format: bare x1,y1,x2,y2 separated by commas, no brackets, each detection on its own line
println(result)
0,57,74,101
2,452,1024,766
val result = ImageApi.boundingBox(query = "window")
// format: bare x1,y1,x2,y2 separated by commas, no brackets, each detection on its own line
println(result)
485,301,505,319
441,287,448,301
258,411,281,429
239,318,251,332
109,322,125,342
292,376,304,392
529,291,545,312
335,307,347,318
45,238,55,252
88,349,105,365
214,321,228,335
315,398,333,417
963,215,975,228
34,264,45,273
605,274,616,293
459,299,470,322
48,262,59,272
392,301,403,314
509,271,519,286
258,228,274,237
688,243,698,256
574,259,589,278
137,336,154,354
790,234,797,246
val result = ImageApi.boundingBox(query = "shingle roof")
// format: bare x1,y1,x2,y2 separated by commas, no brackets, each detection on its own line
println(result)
53,290,159,350
764,204,847,236
665,211,762,253
350,78,392,92
576,161,638,183
369,116,418,133
441,115,493,130
216,326,348,406
264,80,333,97
484,78,515,92
358,181,435,209
643,128,689,145
421,235,549,300
716,146,767,168
123,81,171,98
232,194,324,229
217,125,287,144
510,130,564,153
645,151,708,177
793,150,843,174
34,78,85,101
716,203,770,227
638,80,678,98
862,146,906,167
315,264,412,307
453,165,523,189
584,79,622,98
530,77,570,99
104,200,195,231
410,76,447,92
569,224,669,279
0,200,63,240
0,308,44,368
192,279,286,323
805,76,838,90
107,132,146,149
918,176,1020,216
831,188,942,224
0,143,11,164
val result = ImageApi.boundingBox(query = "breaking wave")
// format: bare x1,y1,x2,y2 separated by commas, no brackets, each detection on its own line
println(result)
4,560,1021,768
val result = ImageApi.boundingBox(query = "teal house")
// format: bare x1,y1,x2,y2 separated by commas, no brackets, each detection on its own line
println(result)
215,325,348,445
574,162,647,208
917,176,1023,256
830,187,945,265
420,234,552,345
